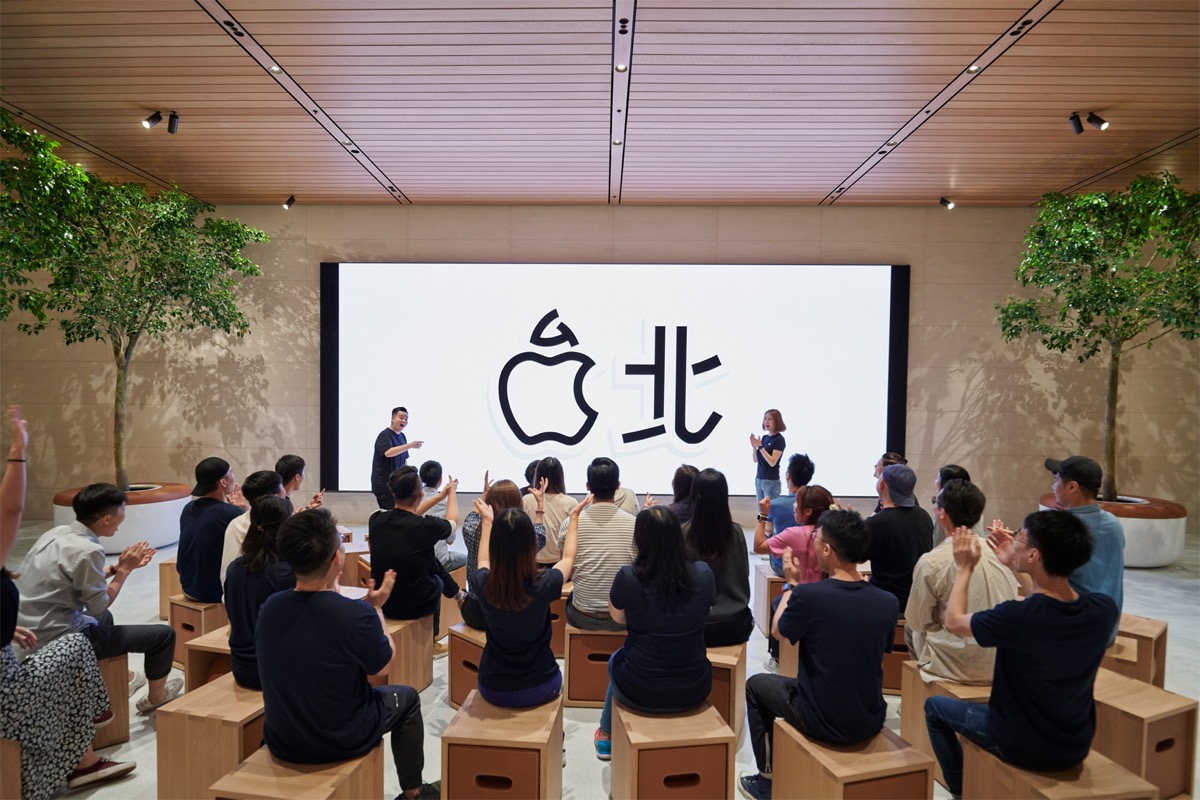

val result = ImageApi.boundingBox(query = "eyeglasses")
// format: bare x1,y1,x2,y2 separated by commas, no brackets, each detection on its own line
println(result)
930,495,940,507
1014,535,1036,549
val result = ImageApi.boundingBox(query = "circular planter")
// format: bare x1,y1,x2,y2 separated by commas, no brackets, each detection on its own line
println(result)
1038,492,1187,568
53,482,192,555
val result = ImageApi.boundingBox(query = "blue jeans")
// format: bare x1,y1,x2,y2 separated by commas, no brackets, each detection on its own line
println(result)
755,479,782,503
925,696,1001,797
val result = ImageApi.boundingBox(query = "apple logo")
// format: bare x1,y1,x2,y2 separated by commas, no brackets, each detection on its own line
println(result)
498,309,599,446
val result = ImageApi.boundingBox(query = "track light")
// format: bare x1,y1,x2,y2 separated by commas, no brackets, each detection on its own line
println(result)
939,197,955,210
283,195,296,210
142,111,162,129
167,112,179,135
1069,113,1083,135
1087,112,1109,131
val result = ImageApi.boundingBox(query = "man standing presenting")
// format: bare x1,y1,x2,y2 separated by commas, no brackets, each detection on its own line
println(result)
371,407,424,510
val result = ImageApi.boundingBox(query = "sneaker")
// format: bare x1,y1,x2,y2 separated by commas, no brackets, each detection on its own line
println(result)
762,656,779,675
738,773,772,800
93,709,115,729
127,670,147,696
407,781,440,799
136,678,183,714
66,758,137,790
433,641,449,660
594,728,611,761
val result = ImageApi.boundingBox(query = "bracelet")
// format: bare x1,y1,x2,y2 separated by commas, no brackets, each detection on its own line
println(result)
7,458,25,463
756,514,768,522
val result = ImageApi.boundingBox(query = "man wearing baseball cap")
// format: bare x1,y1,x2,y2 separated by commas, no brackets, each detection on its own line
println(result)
1043,455,1124,643
178,457,248,603
864,464,933,609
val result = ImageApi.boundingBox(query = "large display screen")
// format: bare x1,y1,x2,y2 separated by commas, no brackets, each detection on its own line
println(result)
321,262,908,498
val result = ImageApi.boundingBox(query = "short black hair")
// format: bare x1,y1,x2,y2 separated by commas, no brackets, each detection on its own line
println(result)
787,453,815,488
1023,510,1094,578
816,508,869,564
391,406,407,417
937,479,985,528
274,454,305,485
388,465,423,504
277,508,340,579
419,460,442,488
938,463,971,487
73,484,126,525
242,470,284,504
586,457,619,501
524,459,539,485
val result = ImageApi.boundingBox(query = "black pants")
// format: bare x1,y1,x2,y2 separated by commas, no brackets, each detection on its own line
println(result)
379,685,425,792
83,610,175,681
460,595,487,631
373,489,393,510
745,672,809,774
704,607,754,648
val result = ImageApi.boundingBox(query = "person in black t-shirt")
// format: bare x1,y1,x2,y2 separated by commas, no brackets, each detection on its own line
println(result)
370,407,424,509
750,409,787,502
864,463,932,609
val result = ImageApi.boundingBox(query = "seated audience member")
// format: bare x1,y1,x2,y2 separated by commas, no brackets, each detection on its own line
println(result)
905,480,1017,684
864,464,932,609
1,407,134,792
681,468,753,647
666,464,699,524
224,495,296,690
741,509,897,800
871,451,908,514
612,484,640,515
257,509,439,799
523,457,576,567
929,464,971,546
369,467,462,656
219,470,286,593
558,457,636,631
419,461,467,573
16,483,181,714
275,453,322,509
755,485,835,670
462,477,545,630
765,453,816,550
520,459,539,496
471,496,585,707
179,456,247,602
594,507,716,760
925,512,1118,798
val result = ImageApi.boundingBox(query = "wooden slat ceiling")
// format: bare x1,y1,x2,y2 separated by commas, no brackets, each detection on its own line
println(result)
1,0,1196,206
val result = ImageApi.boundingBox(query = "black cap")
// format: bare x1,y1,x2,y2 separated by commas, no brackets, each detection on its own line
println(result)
193,456,231,496
1044,455,1102,495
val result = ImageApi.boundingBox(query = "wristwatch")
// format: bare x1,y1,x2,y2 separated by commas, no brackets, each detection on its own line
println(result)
756,514,769,522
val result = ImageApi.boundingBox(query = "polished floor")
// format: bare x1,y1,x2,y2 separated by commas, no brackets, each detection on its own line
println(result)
7,519,1198,799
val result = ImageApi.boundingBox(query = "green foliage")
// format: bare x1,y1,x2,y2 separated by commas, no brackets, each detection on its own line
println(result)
998,172,1200,361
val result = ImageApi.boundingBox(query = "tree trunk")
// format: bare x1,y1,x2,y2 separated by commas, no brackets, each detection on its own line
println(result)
113,348,129,492
1102,342,1120,502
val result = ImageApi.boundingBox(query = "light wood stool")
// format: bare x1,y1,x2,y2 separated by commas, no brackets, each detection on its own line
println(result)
753,562,786,638
882,618,909,695
899,660,990,787
773,721,934,799
1093,667,1195,799
93,653,130,750
159,555,182,620
209,741,384,800
157,672,265,800
563,624,625,708
440,566,467,635
169,594,228,668
441,690,563,799
960,738,1158,799
550,581,571,658
611,701,735,799
706,642,746,737
372,614,434,692
447,622,486,709
1102,614,1168,688
185,624,233,692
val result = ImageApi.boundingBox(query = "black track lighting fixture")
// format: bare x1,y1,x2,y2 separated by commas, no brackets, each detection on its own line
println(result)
167,112,179,135
142,111,162,129
1069,113,1084,135
283,195,296,210
939,197,955,210
1087,112,1109,131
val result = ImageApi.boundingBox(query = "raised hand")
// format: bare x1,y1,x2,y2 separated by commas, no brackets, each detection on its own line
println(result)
365,569,396,607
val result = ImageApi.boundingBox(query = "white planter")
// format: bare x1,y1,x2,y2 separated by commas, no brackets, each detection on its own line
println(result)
1038,493,1187,569
53,483,191,555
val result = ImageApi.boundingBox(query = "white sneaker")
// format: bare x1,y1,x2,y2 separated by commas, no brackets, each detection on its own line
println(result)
127,671,147,696
762,656,779,675
136,678,183,713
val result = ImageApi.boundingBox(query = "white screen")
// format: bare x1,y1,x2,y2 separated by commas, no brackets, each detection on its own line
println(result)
330,263,899,498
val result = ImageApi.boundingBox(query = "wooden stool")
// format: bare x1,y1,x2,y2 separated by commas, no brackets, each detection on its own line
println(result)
707,642,746,737
611,701,735,799
1093,667,1196,799
339,541,370,587
899,660,990,787
1,737,20,799
563,624,625,708
185,624,233,692
160,555,182,620
773,722,933,799
1102,614,1168,688
448,622,487,709
157,672,265,800
210,741,384,800
373,614,434,692
753,562,786,637
882,619,908,695
441,690,563,799
440,566,467,635
960,738,1157,799
352,554,372,589
169,594,229,667
550,581,571,658
94,653,130,750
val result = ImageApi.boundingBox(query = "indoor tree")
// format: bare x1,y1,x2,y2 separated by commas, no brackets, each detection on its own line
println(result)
997,171,1199,501
1,109,268,491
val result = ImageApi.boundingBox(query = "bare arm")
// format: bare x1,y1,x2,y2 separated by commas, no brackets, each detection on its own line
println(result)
365,569,397,677
473,499,494,572
106,542,155,606
752,497,772,553
383,440,423,458
443,477,458,527
608,600,626,625
986,519,1033,596
0,406,29,565
943,528,980,637
552,494,591,578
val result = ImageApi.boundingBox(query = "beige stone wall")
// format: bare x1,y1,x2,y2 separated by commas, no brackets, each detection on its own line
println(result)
1,204,1196,537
